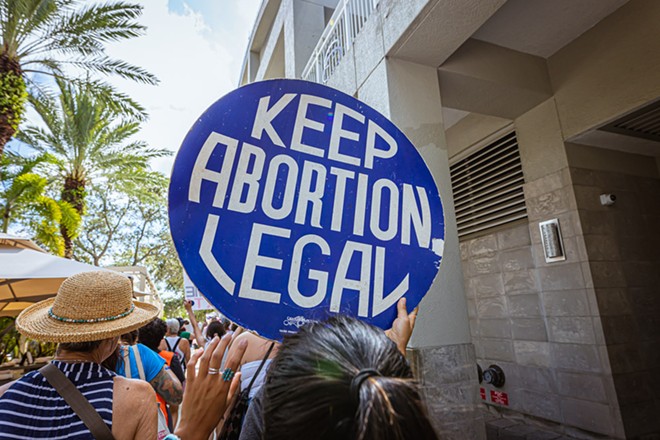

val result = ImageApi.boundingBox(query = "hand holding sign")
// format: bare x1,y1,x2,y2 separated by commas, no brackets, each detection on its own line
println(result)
169,79,444,340
385,298,419,354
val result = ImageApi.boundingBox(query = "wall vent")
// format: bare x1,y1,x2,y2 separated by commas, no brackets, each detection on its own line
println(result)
600,100,660,143
450,130,527,239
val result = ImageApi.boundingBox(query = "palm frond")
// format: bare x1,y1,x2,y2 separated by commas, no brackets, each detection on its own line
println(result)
63,56,158,84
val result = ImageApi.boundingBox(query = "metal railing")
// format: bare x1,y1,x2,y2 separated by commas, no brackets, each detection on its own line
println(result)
301,0,379,84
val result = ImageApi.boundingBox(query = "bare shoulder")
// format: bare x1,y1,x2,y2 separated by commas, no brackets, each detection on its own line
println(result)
112,376,157,439
113,376,155,403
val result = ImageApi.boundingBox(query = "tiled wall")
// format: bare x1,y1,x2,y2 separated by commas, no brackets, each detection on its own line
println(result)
461,166,626,438
570,166,660,438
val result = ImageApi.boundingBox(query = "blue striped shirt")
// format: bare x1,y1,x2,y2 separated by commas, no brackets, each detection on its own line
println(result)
0,361,115,439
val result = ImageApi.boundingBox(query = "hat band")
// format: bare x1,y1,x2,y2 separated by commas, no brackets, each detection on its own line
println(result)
48,305,135,324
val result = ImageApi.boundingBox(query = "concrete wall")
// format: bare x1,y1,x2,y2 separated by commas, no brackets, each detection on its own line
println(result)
455,99,626,439
548,0,660,139
567,144,660,438
446,1,660,437
245,0,660,437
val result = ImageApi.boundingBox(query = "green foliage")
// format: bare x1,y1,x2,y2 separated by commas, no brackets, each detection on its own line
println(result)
17,79,170,255
74,182,182,297
0,151,67,251
0,318,56,364
0,0,158,151
0,71,27,131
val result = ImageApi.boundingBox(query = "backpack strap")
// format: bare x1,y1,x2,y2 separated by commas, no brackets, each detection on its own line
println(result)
245,342,275,393
40,363,115,440
171,337,181,352
121,347,131,379
131,345,146,381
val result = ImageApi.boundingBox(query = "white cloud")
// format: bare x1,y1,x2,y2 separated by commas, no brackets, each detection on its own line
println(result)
104,0,261,175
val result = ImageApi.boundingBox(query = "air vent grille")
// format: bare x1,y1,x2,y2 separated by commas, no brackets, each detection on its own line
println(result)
450,131,527,238
601,101,660,143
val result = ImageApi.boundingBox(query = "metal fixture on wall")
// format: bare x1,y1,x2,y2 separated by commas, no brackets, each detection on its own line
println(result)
482,365,506,388
539,219,566,263
600,193,616,206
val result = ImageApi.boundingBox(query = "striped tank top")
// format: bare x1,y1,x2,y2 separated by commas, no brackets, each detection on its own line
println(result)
0,361,115,439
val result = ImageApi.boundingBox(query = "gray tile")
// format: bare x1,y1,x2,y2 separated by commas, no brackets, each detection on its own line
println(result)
497,224,531,250
503,270,539,294
507,294,541,317
551,343,602,373
537,264,585,291
480,319,512,339
513,341,551,367
541,290,590,317
560,398,615,436
547,317,596,344
556,372,607,403
483,339,515,362
500,248,535,272
511,318,548,341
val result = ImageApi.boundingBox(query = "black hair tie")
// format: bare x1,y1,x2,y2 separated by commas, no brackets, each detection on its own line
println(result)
350,368,380,402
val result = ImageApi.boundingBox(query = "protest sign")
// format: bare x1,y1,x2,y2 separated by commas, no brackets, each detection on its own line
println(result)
169,79,444,340
183,270,214,311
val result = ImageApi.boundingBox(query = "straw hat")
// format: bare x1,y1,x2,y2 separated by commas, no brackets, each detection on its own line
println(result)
16,270,160,343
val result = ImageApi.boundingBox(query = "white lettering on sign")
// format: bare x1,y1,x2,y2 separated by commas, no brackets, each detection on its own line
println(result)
188,93,435,318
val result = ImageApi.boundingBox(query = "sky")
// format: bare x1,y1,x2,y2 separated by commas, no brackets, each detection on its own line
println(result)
104,0,262,174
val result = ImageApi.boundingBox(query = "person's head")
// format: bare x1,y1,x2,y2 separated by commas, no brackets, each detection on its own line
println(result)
220,317,231,331
15,270,160,363
205,320,225,340
59,338,119,364
263,316,437,440
138,318,168,352
206,312,218,323
165,318,180,335
120,330,138,345
176,317,185,333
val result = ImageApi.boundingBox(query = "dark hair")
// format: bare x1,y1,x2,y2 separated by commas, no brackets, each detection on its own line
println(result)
120,330,138,345
138,318,168,352
59,340,103,353
263,316,437,440
205,320,225,340
220,317,231,330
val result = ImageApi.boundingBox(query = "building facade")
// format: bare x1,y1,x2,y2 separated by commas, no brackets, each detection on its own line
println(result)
239,1,660,438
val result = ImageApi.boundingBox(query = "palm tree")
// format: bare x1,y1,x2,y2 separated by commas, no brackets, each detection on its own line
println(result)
0,0,157,156
0,150,80,255
18,78,169,258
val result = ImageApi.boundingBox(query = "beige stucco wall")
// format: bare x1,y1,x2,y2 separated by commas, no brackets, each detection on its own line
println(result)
548,0,660,139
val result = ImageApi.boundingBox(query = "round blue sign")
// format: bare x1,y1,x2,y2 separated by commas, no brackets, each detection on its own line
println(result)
169,79,444,340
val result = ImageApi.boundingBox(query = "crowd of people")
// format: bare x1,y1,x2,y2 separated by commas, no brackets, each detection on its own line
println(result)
0,270,437,439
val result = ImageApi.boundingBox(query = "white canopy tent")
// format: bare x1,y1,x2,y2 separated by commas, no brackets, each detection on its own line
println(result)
0,244,109,317
0,233,44,252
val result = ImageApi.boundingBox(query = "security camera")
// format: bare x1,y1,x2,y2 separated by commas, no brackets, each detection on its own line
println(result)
600,194,616,206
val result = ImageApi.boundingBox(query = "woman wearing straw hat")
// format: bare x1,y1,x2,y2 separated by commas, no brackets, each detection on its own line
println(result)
0,270,162,439
0,270,249,440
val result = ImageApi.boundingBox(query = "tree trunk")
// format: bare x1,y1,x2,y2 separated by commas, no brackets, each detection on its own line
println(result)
61,175,86,259
1,202,10,233
0,49,26,158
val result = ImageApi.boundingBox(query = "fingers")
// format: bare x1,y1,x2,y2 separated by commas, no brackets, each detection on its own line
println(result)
197,336,220,379
409,306,419,328
209,334,232,370
223,338,248,378
228,371,241,399
396,297,408,319
185,346,205,385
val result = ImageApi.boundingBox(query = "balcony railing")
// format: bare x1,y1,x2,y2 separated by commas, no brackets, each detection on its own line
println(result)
301,0,379,84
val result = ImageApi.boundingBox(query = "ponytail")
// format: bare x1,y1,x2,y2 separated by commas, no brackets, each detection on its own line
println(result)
263,316,438,440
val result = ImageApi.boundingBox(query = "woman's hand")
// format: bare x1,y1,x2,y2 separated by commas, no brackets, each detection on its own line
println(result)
175,334,248,440
385,298,418,355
